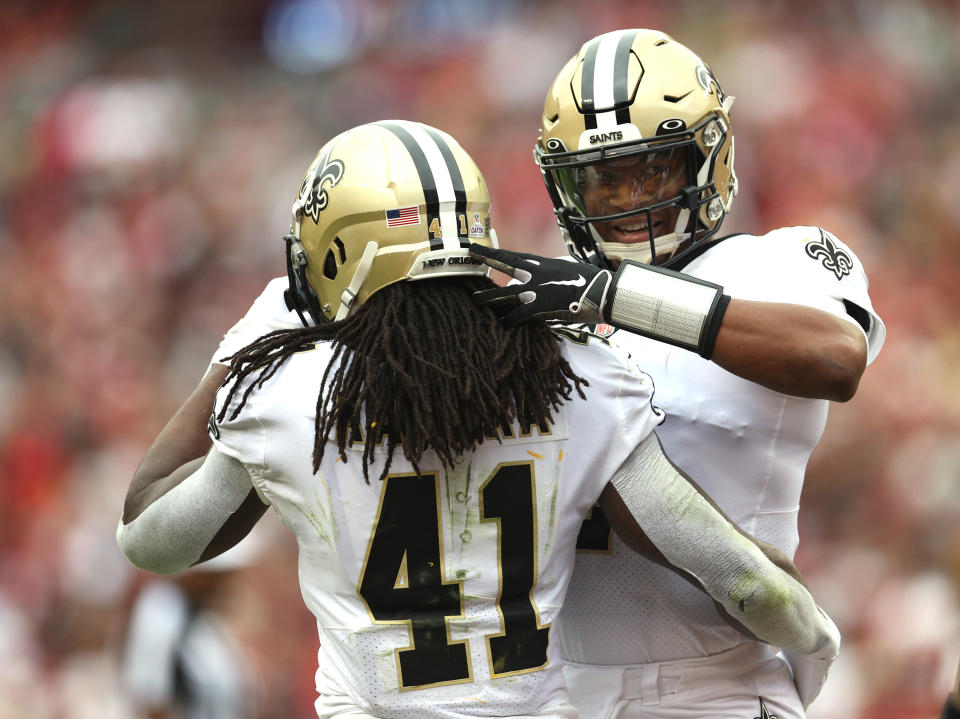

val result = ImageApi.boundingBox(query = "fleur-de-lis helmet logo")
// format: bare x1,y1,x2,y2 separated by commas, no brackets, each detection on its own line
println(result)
805,230,853,280
297,150,345,224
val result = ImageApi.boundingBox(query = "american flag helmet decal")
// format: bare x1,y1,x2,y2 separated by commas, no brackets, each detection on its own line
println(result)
385,206,420,227
376,120,470,251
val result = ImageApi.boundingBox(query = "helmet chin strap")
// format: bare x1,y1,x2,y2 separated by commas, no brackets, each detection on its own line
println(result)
335,241,379,321
597,232,691,265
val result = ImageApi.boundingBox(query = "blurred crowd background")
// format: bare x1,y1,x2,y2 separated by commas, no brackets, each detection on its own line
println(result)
2,0,959,717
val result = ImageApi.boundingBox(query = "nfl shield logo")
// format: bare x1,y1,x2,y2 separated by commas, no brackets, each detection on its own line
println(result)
594,323,615,337
469,212,485,238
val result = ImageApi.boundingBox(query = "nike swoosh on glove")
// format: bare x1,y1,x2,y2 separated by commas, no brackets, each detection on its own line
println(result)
469,245,612,325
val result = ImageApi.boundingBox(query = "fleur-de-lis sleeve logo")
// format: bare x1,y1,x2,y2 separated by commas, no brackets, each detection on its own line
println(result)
298,153,345,223
804,230,853,280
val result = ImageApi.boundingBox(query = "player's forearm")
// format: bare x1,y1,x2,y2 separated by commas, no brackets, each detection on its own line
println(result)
117,449,258,574
698,544,838,657
469,247,867,401
608,264,866,400
608,434,839,657
710,298,867,401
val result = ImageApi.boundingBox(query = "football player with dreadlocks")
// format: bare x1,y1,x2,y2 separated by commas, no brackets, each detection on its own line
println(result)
470,29,886,719
117,121,840,719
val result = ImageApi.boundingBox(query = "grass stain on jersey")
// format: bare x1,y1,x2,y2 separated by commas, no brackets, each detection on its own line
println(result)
291,482,339,549
293,504,335,549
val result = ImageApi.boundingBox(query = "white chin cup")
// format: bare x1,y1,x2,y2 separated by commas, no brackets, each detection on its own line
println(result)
597,232,689,265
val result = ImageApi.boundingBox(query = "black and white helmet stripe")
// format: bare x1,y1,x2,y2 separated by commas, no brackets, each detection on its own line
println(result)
422,125,470,247
376,120,468,251
580,29,640,131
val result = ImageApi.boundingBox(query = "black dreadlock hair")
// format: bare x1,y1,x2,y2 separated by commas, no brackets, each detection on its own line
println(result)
217,276,588,482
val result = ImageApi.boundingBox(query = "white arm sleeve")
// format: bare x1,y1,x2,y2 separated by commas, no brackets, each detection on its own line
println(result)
117,449,256,574
610,434,840,659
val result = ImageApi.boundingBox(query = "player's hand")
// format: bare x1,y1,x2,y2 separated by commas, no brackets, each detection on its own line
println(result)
780,607,841,709
470,245,612,325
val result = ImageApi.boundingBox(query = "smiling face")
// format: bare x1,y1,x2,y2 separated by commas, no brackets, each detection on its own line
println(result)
580,148,689,247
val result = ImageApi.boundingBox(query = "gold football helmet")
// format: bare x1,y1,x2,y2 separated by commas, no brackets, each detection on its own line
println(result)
535,29,738,269
285,121,496,324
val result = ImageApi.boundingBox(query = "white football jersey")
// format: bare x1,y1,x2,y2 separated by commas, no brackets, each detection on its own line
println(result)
557,226,886,665
211,329,664,718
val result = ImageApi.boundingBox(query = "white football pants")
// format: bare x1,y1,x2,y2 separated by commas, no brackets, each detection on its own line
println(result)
563,641,804,719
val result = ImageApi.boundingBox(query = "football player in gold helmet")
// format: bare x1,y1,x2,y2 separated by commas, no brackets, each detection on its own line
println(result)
471,29,886,718
470,29,741,359
472,29,882,386
535,28,736,269
118,120,843,719
282,121,495,326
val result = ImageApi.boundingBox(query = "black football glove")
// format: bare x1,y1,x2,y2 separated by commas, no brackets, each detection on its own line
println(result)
470,245,612,325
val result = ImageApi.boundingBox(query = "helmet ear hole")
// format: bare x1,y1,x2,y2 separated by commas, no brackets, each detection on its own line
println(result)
323,249,338,280
323,236,347,279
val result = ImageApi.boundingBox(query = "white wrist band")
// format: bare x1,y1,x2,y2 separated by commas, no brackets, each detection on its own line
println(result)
608,262,728,356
